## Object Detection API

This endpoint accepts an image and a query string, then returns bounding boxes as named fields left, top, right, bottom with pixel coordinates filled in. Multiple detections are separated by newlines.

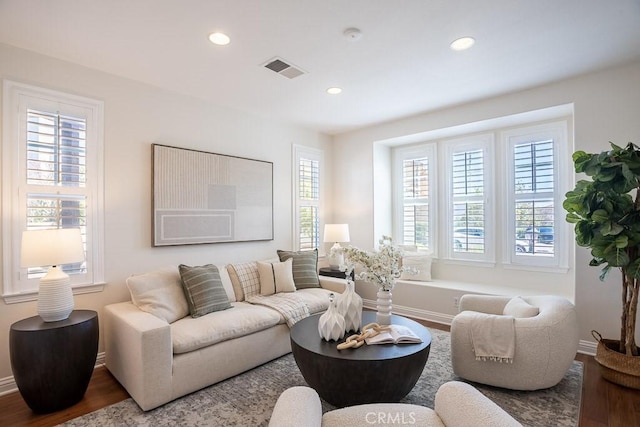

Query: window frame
left=292, top=144, right=324, bottom=251
left=502, top=120, right=569, bottom=271
left=392, top=143, right=437, bottom=255
left=2, top=80, right=105, bottom=302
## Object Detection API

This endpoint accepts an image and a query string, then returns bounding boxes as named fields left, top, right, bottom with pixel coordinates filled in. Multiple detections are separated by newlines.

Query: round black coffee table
left=290, top=311, right=431, bottom=407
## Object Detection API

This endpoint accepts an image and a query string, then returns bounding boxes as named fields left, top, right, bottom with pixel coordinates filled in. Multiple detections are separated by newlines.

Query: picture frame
left=152, top=144, right=273, bottom=246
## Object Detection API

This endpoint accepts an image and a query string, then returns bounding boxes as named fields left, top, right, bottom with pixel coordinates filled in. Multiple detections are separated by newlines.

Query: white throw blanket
left=469, top=313, right=515, bottom=363
left=247, top=293, right=310, bottom=327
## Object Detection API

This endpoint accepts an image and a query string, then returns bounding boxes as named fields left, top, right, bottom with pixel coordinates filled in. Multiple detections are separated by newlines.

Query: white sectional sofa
left=104, top=256, right=345, bottom=411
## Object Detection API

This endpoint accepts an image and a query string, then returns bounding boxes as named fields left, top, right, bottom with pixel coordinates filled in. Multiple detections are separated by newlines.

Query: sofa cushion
left=227, top=261, right=261, bottom=301
left=258, top=258, right=296, bottom=295
left=171, top=302, right=282, bottom=354
left=216, top=263, right=236, bottom=303
left=179, top=264, right=232, bottom=318
left=296, top=288, right=334, bottom=314
left=503, top=296, right=539, bottom=318
left=126, top=266, right=189, bottom=323
left=277, top=249, right=320, bottom=289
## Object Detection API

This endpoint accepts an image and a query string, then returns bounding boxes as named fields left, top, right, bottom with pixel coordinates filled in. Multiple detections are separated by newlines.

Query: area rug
left=61, top=328, right=582, bottom=426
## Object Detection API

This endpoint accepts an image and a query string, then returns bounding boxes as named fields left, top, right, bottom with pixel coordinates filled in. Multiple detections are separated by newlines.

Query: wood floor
left=1, top=320, right=639, bottom=426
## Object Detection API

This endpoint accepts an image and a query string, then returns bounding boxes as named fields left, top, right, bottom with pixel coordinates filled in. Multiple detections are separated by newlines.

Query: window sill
left=2, top=282, right=105, bottom=304
left=394, top=278, right=574, bottom=303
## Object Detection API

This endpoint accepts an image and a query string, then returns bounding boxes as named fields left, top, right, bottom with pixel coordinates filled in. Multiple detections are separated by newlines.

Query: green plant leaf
left=599, top=265, right=611, bottom=281
left=601, top=221, right=624, bottom=236
left=591, top=209, right=609, bottom=223
left=615, top=235, right=629, bottom=248
left=604, top=247, right=629, bottom=267
left=565, top=212, right=581, bottom=223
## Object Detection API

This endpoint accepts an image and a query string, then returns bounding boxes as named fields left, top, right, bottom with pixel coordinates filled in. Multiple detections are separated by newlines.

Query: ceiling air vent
left=263, top=57, right=305, bottom=79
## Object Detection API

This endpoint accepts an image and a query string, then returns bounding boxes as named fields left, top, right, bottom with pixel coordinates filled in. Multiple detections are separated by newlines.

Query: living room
left=1, top=1, right=640, bottom=426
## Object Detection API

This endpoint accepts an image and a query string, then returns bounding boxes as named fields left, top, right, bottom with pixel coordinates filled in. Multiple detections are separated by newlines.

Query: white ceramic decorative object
left=37, top=266, right=74, bottom=322
left=318, top=294, right=346, bottom=341
left=336, top=280, right=363, bottom=332
left=376, top=289, right=392, bottom=326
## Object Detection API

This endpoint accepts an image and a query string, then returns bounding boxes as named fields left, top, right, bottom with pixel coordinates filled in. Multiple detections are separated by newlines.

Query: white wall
left=0, top=43, right=332, bottom=384
left=333, top=60, right=640, bottom=348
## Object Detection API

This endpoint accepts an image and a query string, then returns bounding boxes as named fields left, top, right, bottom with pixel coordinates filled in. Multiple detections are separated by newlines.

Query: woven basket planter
left=593, top=330, right=640, bottom=389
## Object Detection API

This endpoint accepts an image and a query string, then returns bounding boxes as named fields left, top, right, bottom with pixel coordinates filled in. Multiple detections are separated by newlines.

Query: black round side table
left=10, top=309, right=99, bottom=413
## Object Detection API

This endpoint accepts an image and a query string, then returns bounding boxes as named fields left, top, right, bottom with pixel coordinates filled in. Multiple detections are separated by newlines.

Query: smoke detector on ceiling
left=263, top=57, right=306, bottom=79
left=343, top=28, right=362, bottom=41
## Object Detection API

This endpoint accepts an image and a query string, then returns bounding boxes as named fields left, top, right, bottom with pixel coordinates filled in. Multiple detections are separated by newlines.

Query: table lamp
left=21, top=228, right=85, bottom=322
left=324, top=224, right=350, bottom=270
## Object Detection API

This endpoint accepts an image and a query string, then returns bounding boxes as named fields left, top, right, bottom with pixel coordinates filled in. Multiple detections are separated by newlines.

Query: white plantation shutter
left=513, top=139, right=555, bottom=256
left=452, top=149, right=485, bottom=253
left=294, top=146, right=322, bottom=251
left=402, top=157, right=430, bottom=247
left=25, top=109, right=88, bottom=278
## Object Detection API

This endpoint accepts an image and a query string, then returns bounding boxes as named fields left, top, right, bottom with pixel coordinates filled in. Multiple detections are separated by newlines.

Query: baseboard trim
left=362, top=299, right=454, bottom=327
left=578, top=339, right=597, bottom=356
left=0, top=351, right=106, bottom=397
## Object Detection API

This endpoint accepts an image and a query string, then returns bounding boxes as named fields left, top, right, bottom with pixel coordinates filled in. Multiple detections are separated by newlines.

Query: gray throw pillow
left=179, top=264, right=232, bottom=318
left=277, top=249, right=320, bottom=289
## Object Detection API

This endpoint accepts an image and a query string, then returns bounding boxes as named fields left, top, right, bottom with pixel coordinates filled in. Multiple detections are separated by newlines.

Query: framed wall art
left=152, top=144, right=273, bottom=246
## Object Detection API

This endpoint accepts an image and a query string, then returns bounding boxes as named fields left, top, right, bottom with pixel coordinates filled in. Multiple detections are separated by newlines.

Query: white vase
left=335, top=280, right=363, bottom=333
left=376, top=289, right=392, bottom=326
left=318, top=294, right=346, bottom=341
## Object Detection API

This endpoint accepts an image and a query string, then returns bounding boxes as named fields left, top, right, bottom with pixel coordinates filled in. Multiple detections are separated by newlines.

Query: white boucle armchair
left=450, top=294, right=579, bottom=390
left=268, top=382, right=522, bottom=427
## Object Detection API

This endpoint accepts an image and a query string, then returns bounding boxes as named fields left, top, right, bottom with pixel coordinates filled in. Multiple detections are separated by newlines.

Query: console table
left=10, top=310, right=99, bottom=413
left=290, top=311, right=431, bottom=407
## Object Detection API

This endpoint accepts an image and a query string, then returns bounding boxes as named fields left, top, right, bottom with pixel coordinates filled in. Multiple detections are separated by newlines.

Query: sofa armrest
left=103, top=301, right=173, bottom=411
left=319, top=276, right=346, bottom=293
left=435, top=381, right=522, bottom=427
left=459, top=294, right=511, bottom=314
left=269, top=386, right=322, bottom=427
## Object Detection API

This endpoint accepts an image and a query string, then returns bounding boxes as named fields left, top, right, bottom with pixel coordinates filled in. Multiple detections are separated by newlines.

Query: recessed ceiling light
left=326, top=87, right=342, bottom=95
left=450, top=36, right=475, bottom=51
left=209, top=32, right=230, bottom=46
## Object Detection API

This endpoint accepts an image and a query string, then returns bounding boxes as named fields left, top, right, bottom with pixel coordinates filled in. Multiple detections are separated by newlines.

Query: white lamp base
left=328, top=242, right=344, bottom=270
left=37, top=266, right=74, bottom=322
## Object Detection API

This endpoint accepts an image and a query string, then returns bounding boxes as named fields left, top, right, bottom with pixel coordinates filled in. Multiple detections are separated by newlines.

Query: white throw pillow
left=503, top=296, right=540, bottom=318
left=126, top=267, right=189, bottom=323
left=258, top=258, right=296, bottom=295
left=400, top=252, right=432, bottom=281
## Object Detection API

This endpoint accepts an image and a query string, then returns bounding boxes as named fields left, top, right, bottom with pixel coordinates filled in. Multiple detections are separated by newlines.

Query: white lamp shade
left=324, top=224, right=350, bottom=243
left=21, top=228, right=85, bottom=268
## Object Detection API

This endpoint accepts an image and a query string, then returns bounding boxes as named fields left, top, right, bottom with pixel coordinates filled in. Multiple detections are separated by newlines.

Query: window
left=393, top=144, right=436, bottom=251
left=504, top=121, right=568, bottom=269
left=2, top=81, right=105, bottom=301
left=391, top=119, right=568, bottom=272
left=293, top=145, right=323, bottom=251
left=445, top=135, right=494, bottom=262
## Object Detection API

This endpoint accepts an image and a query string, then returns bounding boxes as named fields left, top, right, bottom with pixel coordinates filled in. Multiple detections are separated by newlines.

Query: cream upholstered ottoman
left=268, top=382, right=522, bottom=427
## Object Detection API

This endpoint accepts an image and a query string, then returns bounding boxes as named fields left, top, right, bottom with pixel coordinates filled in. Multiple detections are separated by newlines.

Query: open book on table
left=365, top=324, right=423, bottom=345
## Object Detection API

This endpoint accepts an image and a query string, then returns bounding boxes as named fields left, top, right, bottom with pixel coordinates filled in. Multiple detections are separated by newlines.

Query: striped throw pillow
left=277, top=249, right=320, bottom=289
left=179, top=264, right=232, bottom=318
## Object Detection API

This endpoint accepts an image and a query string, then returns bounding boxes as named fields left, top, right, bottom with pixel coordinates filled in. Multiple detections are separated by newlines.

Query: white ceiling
left=1, top=0, right=640, bottom=135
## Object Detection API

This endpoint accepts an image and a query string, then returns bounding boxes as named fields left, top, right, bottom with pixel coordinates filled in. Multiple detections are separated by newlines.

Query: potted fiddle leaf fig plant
left=563, top=141, right=640, bottom=388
